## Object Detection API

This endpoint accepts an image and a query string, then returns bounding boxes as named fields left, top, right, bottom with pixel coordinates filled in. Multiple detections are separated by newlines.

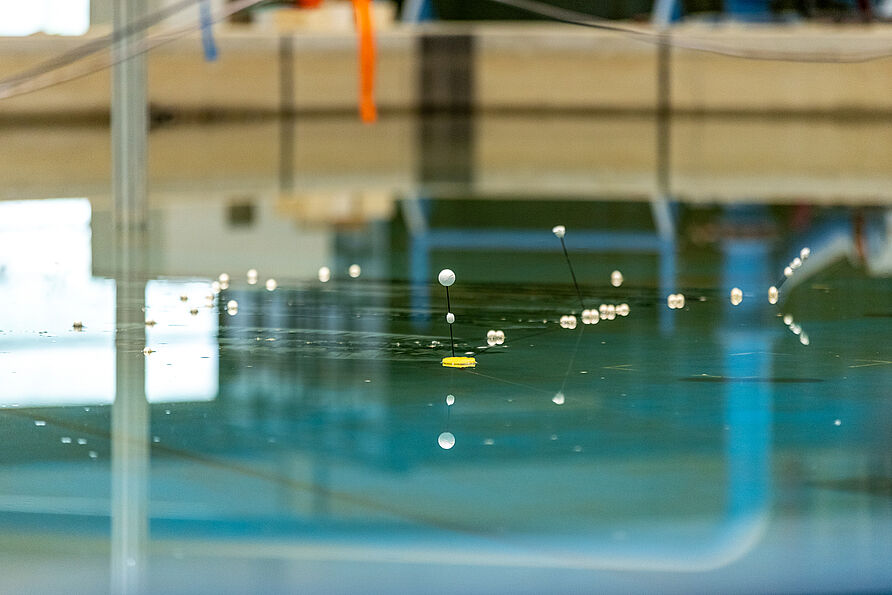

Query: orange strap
left=352, top=0, right=377, bottom=123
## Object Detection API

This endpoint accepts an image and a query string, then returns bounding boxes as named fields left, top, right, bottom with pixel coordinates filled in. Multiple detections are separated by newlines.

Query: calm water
left=0, top=116, right=890, bottom=593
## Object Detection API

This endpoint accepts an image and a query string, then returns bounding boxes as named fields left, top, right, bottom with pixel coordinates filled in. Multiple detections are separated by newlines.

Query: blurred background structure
left=0, top=2, right=890, bottom=594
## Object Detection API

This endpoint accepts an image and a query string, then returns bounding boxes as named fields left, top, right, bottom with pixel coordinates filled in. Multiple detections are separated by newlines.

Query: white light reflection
left=0, top=199, right=114, bottom=406
left=0, top=0, right=89, bottom=36
left=0, top=199, right=217, bottom=407
left=144, top=281, right=218, bottom=403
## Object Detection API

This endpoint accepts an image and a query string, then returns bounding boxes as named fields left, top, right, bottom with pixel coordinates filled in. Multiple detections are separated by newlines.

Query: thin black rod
left=445, top=286, right=455, bottom=357
left=559, top=237, right=585, bottom=311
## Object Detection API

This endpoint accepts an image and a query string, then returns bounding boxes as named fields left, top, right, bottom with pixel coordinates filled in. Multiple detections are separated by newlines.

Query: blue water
left=0, top=126, right=890, bottom=594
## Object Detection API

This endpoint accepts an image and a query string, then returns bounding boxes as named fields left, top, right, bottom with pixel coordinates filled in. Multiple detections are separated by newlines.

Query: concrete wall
left=2, top=115, right=890, bottom=206
left=1, top=24, right=892, bottom=117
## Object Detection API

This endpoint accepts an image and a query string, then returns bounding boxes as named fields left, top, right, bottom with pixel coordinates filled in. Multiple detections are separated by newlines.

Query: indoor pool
left=0, top=115, right=890, bottom=593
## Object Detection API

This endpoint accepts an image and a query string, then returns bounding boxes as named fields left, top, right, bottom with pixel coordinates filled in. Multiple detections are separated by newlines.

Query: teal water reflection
left=0, top=193, right=889, bottom=593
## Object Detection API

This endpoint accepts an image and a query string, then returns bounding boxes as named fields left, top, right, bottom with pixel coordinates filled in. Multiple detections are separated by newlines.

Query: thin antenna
left=552, top=225, right=585, bottom=311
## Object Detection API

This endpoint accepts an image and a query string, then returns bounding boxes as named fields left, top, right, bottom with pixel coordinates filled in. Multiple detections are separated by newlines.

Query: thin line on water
left=558, top=324, right=585, bottom=395
left=474, top=326, right=560, bottom=359
left=466, top=370, right=552, bottom=395
left=0, top=408, right=483, bottom=535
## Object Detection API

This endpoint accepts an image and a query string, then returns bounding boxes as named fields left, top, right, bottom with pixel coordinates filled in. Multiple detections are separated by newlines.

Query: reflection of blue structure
left=402, top=197, right=678, bottom=333
left=778, top=209, right=890, bottom=297
left=720, top=206, right=774, bottom=542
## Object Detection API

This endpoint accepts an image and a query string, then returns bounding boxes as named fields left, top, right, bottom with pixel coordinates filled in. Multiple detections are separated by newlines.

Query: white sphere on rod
left=438, top=269, right=456, bottom=287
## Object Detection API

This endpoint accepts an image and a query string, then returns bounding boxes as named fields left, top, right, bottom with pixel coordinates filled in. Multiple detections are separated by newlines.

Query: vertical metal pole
left=111, top=1, right=149, bottom=592
left=111, top=240, right=149, bottom=595
left=113, top=0, right=148, bottom=231
left=653, top=1, right=675, bottom=335
left=653, top=0, right=673, bottom=187
left=278, top=34, right=295, bottom=196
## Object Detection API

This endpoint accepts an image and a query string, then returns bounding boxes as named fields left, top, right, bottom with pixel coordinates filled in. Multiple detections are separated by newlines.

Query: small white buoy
left=834, top=419, right=841, bottom=426
left=348, top=264, right=361, bottom=278
left=318, top=266, right=331, bottom=283
left=783, top=313, right=794, bottom=326
left=552, top=225, right=566, bottom=238
left=768, top=286, right=779, bottom=305
left=265, top=278, right=277, bottom=292
left=675, top=294, right=685, bottom=309
left=610, top=270, right=623, bottom=288
left=566, top=315, right=577, bottom=329
left=446, top=394, right=455, bottom=406
left=247, top=269, right=258, bottom=284
left=218, top=273, right=230, bottom=284
left=791, top=257, right=802, bottom=270
left=437, top=269, right=456, bottom=287
left=438, top=432, right=456, bottom=450
left=784, top=266, right=793, bottom=278
left=617, top=303, right=630, bottom=317
left=800, top=247, right=810, bottom=260
left=730, top=288, right=743, bottom=306
left=552, top=392, right=565, bottom=405
left=581, top=309, right=599, bottom=325
left=446, top=312, right=455, bottom=324
left=606, top=304, right=616, bottom=320
left=790, top=323, right=802, bottom=335
left=486, top=329, right=497, bottom=341
left=800, top=332, right=810, bottom=346
left=495, top=330, right=505, bottom=345
left=211, top=281, right=221, bottom=294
